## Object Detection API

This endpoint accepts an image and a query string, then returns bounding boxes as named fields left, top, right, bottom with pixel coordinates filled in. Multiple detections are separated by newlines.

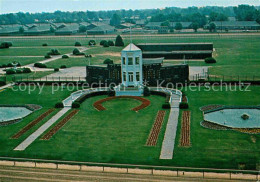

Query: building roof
left=137, top=43, right=213, bottom=46
left=55, top=24, right=79, bottom=33
left=123, top=43, right=141, bottom=51
left=0, top=25, right=27, bottom=34
left=87, top=24, right=114, bottom=32
left=135, top=19, right=146, bottom=25
left=145, top=21, right=192, bottom=28
left=24, top=24, right=51, bottom=33
left=206, top=21, right=260, bottom=27
left=145, top=22, right=162, bottom=27
left=143, top=57, right=164, bottom=65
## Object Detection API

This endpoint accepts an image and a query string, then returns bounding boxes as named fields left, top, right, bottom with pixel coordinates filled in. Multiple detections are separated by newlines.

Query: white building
left=115, top=43, right=144, bottom=96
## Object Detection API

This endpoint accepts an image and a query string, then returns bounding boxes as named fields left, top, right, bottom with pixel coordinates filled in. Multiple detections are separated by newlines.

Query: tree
left=115, top=35, right=124, bottom=47
left=161, top=20, right=170, bottom=27
left=50, top=26, right=55, bottom=33
left=191, top=22, right=199, bottom=32
left=103, top=41, right=109, bottom=47
left=175, top=22, right=182, bottom=30
left=19, top=27, right=24, bottom=33
left=103, top=58, right=113, bottom=64
left=79, top=25, right=87, bottom=33
left=110, top=13, right=121, bottom=26
left=209, top=23, right=216, bottom=32
left=108, top=40, right=114, bottom=46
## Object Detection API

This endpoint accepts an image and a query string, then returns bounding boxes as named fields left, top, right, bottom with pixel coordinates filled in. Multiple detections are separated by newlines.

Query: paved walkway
left=14, top=107, right=70, bottom=151
left=160, top=91, right=181, bottom=160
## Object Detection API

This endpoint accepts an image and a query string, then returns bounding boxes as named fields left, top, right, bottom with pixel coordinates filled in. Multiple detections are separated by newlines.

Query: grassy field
left=1, top=35, right=260, bottom=77
left=0, top=57, right=45, bottom=66
left=0, top=85, right=259, bottom=169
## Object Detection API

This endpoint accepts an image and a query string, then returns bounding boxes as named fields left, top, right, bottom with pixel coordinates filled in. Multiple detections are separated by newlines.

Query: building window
left=135, top=57, right=140, bottom=65
left=136, top=72, right=140, bottom=81
left=128, top=72, right=134, bottom=82
left=122, top=57, right=126, bottom=65
left=128, top=57, right=133, bottom=65
left=123, top=72, right=126, bottom=81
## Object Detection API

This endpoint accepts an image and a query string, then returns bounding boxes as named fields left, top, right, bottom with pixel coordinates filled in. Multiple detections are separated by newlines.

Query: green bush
left=6, top=69, right=16, bottom=75
left=205, top=57, right=216, bottom=64
left=42, top=43, right=48, bottom=46
left=73, top=48, right=80, bottom=55
left=108, top=40, right=114, bottom=46
left=115, top=35, right=124, bottom=46
left=103, top=58, right=113, bottom=64
left=45, top=54, right=51, bottom=59
left=7, top=63, right=13, bottom=67
left=75, top=42, right=81, bottom=46
left=55, top=102, right=64, bottom=108
left=143, top=86, right=150, bottom=96
left=54, top=68, right=59, bottom=72
left=162, top=103, right=171, bottom=109
left=100, top=40, right=107, bottom=46
left=179, top=102, right=189, bottom=109
left=23, top=68, right=31, bottom=73
left=72, top=101, right=80, bottom=108
left=0, top=42, right=12, bottom=49
left=16, top=69, right=23, bottom=74
left=62, top=55, right=69, bottom=59
left=2, top=64, right=7, bottom=68
left=103, top=41, right=109, bottom=47
left=34, top=63, right=47, bottom=68
left=47, top=49, right=60, bottom=55
left=60, top=65, right=67, bottom=69
left=88, top=40, right=96, bottom=46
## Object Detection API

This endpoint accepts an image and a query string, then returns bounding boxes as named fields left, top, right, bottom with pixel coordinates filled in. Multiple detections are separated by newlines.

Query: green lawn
left=1, top=35, right=260, bottom=76
left=0, top=47, right=76, bottom=56
left=0, top=57, right=45, bottom=66
left=0, top=85, right=259, bottom=169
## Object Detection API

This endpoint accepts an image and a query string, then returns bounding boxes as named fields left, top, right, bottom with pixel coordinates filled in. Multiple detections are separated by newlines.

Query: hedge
left=44, top=54, right=51, bottom=59
left=179, top=102, right=189, bottom=109
left=54, top=68, right=59, bottom=72
left=62, top=55, right=69, bottom=59
left=75, top=91, right=108, bottom=104
left=34, top=63, right=47, bottom=68
left=55, top=102, right=64, bottom=108
left=205, top=57, right=216, bottom=64
left=75, top=42, right=82, bottom=46
left=42, top=43, right=48, bottom=46
left=143, top=86, right=150, bottom=96
left=60, top=65, right=67, bottom=69
left=108, top=40, right=114, bottom=46
left=162, top=103, right=171, bottom=109
left=6, top=69, right=16, bottom=75
left=72, top=101, right=80, bottom=108
left=103, top=59, right=113, bottom=64
left=100, top=40, right=107, bottom=46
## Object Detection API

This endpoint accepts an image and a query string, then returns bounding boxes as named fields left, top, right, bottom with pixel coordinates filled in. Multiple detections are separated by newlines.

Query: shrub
left=108, top=40, right=114, bottom=46
left=205, top=57, right=216, bottom=64
left=241, top=114, right=249, bottom=120
left=7, top=63, right=13, bottom=67
left=179, top=102, right=189, bottom=109
left=103, top=58, right=113, bottom=64
left=75, top=42, right=81, bottom=46
left=0, top=42, right=12, bottom=49
left=6, top=69, right=16, bottom=75
left=42, top=43, right=48, bottom=46
left=115, top=35, right=124, bottom=46
left=45, top=54, right=51, bottom=59
left=100, top=40, right=107, bottom=46
left=62, top=55, right=69, bottom=59
left=88, top=40, right=96, bottom=46
left=103, top=41, right=109, bottom=47
left=16, top=69, right=23, bottom=74
left=34, top=63, right=47, bottom=68
left=60, top=65, right=67, bottom=69
left=47, top=49, right=60, bottom=55
left=72, top=101, right=80, bottom=108
left=143, top=86, right=150, bottom=96
left=55, top=102, right=64, bottom=108
left=54, top=68, right=59, bottom=72
left=73, top=48, right=80, bottom=55
left=23, top=68, right=32, bottom=73
left=2, top=64, right=7, bottom=68
left=162, top=103, right=171, bottom=109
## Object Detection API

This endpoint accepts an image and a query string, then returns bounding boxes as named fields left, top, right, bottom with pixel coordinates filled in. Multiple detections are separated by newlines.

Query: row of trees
left=0, top=5, right=259, bottom=26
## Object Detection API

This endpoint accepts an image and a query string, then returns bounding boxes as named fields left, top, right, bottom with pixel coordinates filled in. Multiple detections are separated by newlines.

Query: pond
left=0, top=107, right=33, bottom=123
left=204, top=109, right=260, bottom=128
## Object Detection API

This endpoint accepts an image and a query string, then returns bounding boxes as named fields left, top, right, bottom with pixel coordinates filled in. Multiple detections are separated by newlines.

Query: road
left=0, top=166, right=248, bottom=182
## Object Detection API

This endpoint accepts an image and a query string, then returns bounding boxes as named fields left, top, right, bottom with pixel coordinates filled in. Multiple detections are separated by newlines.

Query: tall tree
left=110, top=14, right=121, bottom=26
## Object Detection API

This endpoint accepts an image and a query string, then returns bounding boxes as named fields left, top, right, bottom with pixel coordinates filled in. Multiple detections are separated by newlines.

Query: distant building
left=116, top=23, right=135, bottom=29
left=55, top=23, right=79, bottom=35
left=137, top=43, right=213, bottom=59
left=24, top=24, right=52, bottom=35
left=145, top=22, right=192, bottom=30
left=204, top=21, right=260, bottom=30
left=87, top=24, right=115, bottom=35
left=0, top=24, right=26, bottom=36
left=135, top=19, right=146, bottom=27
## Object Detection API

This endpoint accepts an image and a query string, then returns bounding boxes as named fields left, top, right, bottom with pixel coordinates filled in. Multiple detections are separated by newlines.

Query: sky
left=0, top=0, right=260, bottom=14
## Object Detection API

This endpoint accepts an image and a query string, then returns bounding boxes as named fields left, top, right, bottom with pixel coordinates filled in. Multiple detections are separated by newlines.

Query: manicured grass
left=5, top=71, right=54, bottom=83
left=0, top=47, right=76, bottom=56
left=0, top=57, right=44, bottom=66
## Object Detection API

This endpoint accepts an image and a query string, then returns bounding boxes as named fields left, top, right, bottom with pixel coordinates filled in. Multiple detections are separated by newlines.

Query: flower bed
left=200, top=104, right=223, bottom=112
left=233, top=128, right=260, bottom=134
left=41, top=109, right=79, bottom=140
left=11, top=109, right=55, bottom=139
left=180, top=111, right=191, bottom=147
left=200, top=120, right=229, bottom=130
left=93, top=96, right=151, bottom=112
left=146, top=110, right=166, bottom=146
